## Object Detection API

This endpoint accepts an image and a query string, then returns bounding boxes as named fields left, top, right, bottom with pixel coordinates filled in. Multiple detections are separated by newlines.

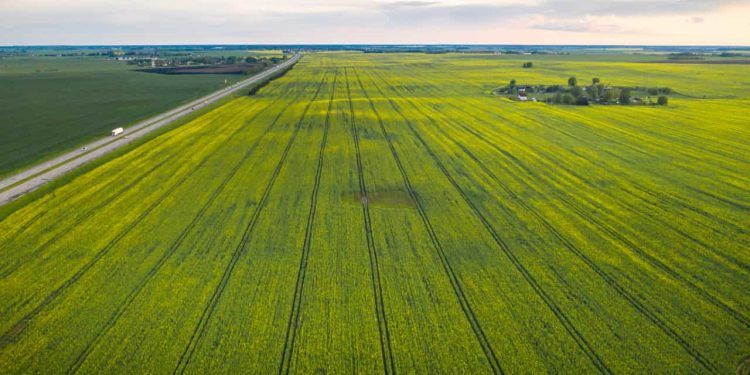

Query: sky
left=1, top=0, right=749, bottom=46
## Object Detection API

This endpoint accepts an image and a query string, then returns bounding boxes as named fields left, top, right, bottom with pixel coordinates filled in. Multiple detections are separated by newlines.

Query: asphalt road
left=0, top=54, right=301, bottom=207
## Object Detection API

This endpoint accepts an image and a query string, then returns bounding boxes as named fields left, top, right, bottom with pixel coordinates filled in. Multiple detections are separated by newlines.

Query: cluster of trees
left=127, top=55, right=285, bottom=68
left=522, top=62, right=533, bottom=68
left=502, top=76, right=670, bottom=106
left=646, top=87, right=673, bottom=95
left=667, top=52, right=704, bottom=60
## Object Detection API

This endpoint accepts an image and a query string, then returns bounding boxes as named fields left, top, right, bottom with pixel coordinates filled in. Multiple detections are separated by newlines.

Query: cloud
left=531, top=18, right=627, bottom=34
left=536, top=0, right=741, bottom=17
left=383, top=1, right=440, bottom=7
left=0, top=0, right=749, bottom=45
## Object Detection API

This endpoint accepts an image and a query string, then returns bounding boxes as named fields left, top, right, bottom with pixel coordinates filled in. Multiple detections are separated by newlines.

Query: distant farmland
left=0, top=52, right=748, bottom=373
left=0, top=56, right=247, bottom=177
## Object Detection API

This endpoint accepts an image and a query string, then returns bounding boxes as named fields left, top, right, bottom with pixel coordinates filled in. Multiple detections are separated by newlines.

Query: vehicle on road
left=111, top=127, right=124, bottom=136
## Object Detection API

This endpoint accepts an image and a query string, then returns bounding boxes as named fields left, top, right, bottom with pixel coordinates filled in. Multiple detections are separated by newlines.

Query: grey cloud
left=1, top=0, right=747, bottom=45
left=537, top=0, right=734, bottom=16
left=383, top=1, right=440, bottom=7
left=379, top=0, right=744, bottom=22
left=530, top=19, right=627, bottom=33
left=368, top=0, right=743, bottom=32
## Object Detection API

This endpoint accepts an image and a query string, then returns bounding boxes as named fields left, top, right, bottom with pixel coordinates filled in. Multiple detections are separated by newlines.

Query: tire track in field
left=596, top=110, right=749, bottom=168
left=0, top=152, right=211, bottom=349
left=400, top=65, right=749, bottom=236
left=0, top=210, right=46, bottom=249
left=484, top=114, right=750, bottom=273
left=400, top=72, right=750, bottom=293
left=363, top=69, right=612, bottom=374
left=67, top=90, right=297, bottom=374
left=173, top=69, right=330, bottom=375
left=343, top=67, right=396, bottom=375
left=0, top=106, right=249, bottom=278
left=278, top=69, right=338, bottom=375
left=0, top=132, right=180, bottom=248
left=407, top=65, right=750, bottom=254
left=352, top=68, right=504, bottom=375
left=512, top=137, right=750, bottom=274
left=605, top=185, right=750, bottom=274
left=418, top=93, right=750, bottom=329
left=0, top=156, right=174, bottom=279
left=0, top=91, right=289, bottom=350
left=415, top=68, right=744, bottom=180
left=0, top=107, right=235, bottom=253
left=686, top=186, right=750, bottom=211
left=559, top=195, right=750, bottom=329
left=377, top=73, right=719, bottom=373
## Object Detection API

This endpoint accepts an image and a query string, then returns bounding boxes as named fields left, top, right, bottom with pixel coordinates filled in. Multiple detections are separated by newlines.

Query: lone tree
left=568, top=77, right=577, bottom=86
left=510, top=79, right=516, bottom=87
left=592, top=77, right=600, bottom=85
left=657, top=95, right=669, bottom=105
left=619, top=88, right=632, bottom=104
left=522, top=62, right=533, bottom=68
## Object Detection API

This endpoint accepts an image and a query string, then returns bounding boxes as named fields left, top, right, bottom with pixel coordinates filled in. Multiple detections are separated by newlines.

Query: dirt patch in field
left=347, top=191, right=415, bottom=209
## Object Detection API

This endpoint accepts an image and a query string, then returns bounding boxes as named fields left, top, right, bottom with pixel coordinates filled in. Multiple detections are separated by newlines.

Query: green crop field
left=0, top=52, right=748, bottom=373
left=0, top=55, right=247, bottom=177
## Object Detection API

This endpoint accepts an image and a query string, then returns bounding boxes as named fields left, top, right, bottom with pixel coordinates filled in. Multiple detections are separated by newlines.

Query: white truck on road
left=111, top=127, right=124, bottom=136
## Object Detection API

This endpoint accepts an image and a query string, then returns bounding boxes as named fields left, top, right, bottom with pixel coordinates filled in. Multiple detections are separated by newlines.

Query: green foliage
left=0, top=52, right=748, bottom=374
left=619, top=88, right=632, bottom=104
left=657, top=95, right=669, bottom=105
left=590, top=84, right=601, bottom=99
left=603, top=87, right=620, bottom=103
left=568, top=76, right=577, bottom=86
left=570, top=86, right=582, bottom=98
left=522, top=62, right=533, bottom=68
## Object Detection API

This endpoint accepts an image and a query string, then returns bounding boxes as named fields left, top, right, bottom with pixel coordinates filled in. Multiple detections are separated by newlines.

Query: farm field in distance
left=1, top=52, right=749, bottom=373
left=0, top=52, right=253, bottom=177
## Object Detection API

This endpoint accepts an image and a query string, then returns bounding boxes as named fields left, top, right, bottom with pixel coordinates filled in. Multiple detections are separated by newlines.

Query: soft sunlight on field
left=1, top=52, right=748, bottom=373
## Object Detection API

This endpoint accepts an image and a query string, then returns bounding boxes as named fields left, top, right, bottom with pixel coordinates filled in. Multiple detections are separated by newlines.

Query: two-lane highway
left=0, top=53, right=301, bottom=206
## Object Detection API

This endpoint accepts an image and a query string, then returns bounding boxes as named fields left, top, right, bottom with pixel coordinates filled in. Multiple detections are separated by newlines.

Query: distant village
left=496, top=63, right=672, bottom=106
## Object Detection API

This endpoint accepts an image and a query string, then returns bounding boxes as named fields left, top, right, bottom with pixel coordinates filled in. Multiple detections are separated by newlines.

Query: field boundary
left=375, top=68, right=718, bottom=372
left=0, top=81, right=289, bottom=349
left=0, top=54, right=301, bottom=205
left=173, top=69, right=329, bottom=374
left=344, top=67, right=396, bottom=374
left=278, top=69, right=338, bottom=374
left=67, top=84, right=296, bottom=373
left=365, top=69, right=612, bottom=374
left=0, top=136, right=226, bottom=349
left=405, top=66, right=748, bottom=236
left=353, top=68, right=504, bottom=375
left=395, top=66, right=750, bottom=326
left=0, top=100, right=260, bottom=279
